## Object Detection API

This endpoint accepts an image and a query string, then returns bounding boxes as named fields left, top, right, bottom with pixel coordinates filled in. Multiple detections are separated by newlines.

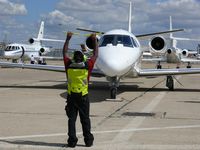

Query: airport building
left=0, top=42, right=6, bottom=56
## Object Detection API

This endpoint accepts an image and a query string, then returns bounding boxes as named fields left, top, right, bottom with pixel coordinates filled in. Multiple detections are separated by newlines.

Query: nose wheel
left=110, top=87, right=117, bottom=99
left=108, top=76, right=120, bottom=99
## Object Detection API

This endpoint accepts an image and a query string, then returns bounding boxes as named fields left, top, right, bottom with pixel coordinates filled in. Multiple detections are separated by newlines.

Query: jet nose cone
left=4, top=51, right=11, bottom=58
left=97, top=57, right=129, bottom=77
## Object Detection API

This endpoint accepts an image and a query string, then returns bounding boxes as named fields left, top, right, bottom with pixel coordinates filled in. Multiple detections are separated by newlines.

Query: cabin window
left=99, top=34, right=134, bottom=47
left=5, top=46, right=9, bottom=51
left=12, top=46, right=15, bottom=50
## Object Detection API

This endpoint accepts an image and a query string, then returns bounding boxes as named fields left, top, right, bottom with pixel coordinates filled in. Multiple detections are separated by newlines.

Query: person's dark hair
left=73, top=51, right=84, bottom=63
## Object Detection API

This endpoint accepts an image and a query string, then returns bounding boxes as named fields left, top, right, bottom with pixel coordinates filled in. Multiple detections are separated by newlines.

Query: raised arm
left=63, top=32, right=73, bottom=68
left=90, top=33, right=98, bottom=62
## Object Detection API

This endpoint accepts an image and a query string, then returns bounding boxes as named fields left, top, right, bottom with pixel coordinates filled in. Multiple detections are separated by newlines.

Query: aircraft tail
left=37, top=21, right=44, bottom=40
left=169, top=16, right=173, bottom=38
left=29, top=21, right=64, bottom=44
left=128, top=1, right=132, bottom=33
left=169, top=16, right=177, bottom=48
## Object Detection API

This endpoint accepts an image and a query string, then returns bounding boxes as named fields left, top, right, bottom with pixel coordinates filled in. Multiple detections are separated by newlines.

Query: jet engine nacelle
left=85, top=35, right=100, bottom=50
left=181, top=49, right=189, bottom=57
left=29, top=38, right=35, bottom=44
left=39, top=48, right=45, bottom=54
left=149, top=36, right=167, bottom=54
left=29, top=38, right=39, bottom=44
left=167, top=48, right=172, bottom=54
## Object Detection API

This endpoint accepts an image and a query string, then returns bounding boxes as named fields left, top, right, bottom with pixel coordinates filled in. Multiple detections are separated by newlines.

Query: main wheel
left=166, top=76, right=174, bottom=91
left=110, top=87, right=117, bottom=99
left=157, top=64, right=162, bottom=69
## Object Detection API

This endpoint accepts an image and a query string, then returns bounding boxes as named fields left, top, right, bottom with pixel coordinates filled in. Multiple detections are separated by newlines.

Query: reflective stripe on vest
left=67, top=62, right=88, bottom=96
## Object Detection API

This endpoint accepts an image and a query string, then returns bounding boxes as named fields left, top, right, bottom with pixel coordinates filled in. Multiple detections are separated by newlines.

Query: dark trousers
left=65, top=93, right=94, bottom=144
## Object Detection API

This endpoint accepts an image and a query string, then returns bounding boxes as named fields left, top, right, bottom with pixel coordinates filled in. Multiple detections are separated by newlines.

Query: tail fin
left=37, top=21, right=44, bottom=40
left=169, top=16, right=177, bottom=48
left=169, top=16, right=173, bottom=38
left=128, top=1, right=132, bottom=33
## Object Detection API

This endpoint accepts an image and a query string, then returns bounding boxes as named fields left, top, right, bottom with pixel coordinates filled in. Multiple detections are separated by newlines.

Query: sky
left=0, top=0, right=200, bottom=50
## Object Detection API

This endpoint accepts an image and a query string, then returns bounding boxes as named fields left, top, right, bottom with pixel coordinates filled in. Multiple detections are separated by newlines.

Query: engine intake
left=29, top=38, right=35, bottom=44
left=149, top=36, right=166, bottom=54
left=85, top=35, right=99, bottom=50
left=40, top=48, right=45, bottom=53
left=182, top=49, right=189, bottom=57
left=167, top=49, right=172, bottom=54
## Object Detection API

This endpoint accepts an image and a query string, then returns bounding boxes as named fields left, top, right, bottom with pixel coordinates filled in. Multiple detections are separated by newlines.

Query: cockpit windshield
left=99, top=34, right=138, bottom=48
left=5, top=46, right=20, bottom=51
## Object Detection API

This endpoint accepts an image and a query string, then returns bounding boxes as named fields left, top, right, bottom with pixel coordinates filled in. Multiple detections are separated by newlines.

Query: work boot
left=67, top=137, right=78, bottom=148
left=67, top=142, right=77, bottom=148
left=85, top=140, right=93, bottom=147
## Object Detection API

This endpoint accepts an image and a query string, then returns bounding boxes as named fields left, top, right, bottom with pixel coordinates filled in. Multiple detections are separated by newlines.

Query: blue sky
left=19, top=0, right=57, bottom=22
left=1, top=0, right=200, bottom=50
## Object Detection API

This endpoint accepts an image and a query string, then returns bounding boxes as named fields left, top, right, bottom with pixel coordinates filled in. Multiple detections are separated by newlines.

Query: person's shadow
left=0, top=140, right=86, bottom=148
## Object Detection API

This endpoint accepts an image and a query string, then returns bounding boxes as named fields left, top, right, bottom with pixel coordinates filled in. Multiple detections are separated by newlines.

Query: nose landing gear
left=110, top=87, right=117, bottom=99
left=107, top=76, right=120, bottom=99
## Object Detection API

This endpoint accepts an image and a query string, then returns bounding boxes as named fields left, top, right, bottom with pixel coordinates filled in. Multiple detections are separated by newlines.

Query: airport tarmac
left=0, top=62, right=200, bottom=150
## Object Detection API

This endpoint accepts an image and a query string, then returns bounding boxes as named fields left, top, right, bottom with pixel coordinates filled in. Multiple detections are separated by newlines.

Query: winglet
left=128, top=1, right=132, bottom=33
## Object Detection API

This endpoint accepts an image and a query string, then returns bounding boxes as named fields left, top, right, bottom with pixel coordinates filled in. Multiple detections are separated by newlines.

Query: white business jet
left=143, top=16, right=200, bottom=69
left=3, top=21, right=64, bottom=63
left=1, top=2, right=200, bottom=99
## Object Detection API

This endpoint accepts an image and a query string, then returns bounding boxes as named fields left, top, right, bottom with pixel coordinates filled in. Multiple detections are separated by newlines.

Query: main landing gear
left=166, top=75, right=174, bottom=91
left=108, top=77, right=120, bottom=99
left=187, top=62, right=192, bottom=68
left=157, top=61, right=162, bottom=69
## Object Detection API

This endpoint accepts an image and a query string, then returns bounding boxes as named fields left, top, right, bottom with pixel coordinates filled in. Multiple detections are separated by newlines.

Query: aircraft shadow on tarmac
left=0, top=81, right=200, bottom=103
left=0, top=140, right=85, bottom=148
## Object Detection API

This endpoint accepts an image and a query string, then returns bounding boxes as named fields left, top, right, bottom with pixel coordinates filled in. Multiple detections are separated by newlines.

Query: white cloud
left=45, top=10, right=84, bottom=27
left=39, top=0, right=200, bottom=49
left=0, top=0, right=27, bottom=15
left=1, top=0, right=200, bottom=49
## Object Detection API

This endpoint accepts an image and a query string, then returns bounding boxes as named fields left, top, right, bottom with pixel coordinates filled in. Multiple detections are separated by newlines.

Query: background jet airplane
left=1, top=2, right=200, bottom=99
left=3, top=21, right=64, bottom=63
left=143, top=16, right=200, bottom=69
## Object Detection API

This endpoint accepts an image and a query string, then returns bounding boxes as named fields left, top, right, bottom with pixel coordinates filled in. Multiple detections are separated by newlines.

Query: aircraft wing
left=142, top=57, right=166, bottom=62
left=136, top=29, right=184, bottom=40
left=34, top=56, right=63, bottom=60
left=172, top=37, right=200, bottom=41
left=76, top=28, right=184, bottom=40
left=137, top=67, right=200, bottom=77
left=0, top=62, right=65, bottom=72
left=142, top=52, right=167, bottom=62
left=181, top=58, right=200, bottom=63
left=0, top=62, right=105, bottom=77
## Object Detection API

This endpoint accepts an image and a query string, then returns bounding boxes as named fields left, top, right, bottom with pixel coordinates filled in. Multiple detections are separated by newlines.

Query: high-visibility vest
left=67, top=62, right=89, bottom=96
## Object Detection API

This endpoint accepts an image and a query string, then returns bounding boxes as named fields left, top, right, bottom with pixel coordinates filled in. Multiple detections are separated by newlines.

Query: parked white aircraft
left=3, top=21, right=64, bottom=62
left=1, top=2, right=200, bottom=99
left=143, top=16, right=200, bottom=69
